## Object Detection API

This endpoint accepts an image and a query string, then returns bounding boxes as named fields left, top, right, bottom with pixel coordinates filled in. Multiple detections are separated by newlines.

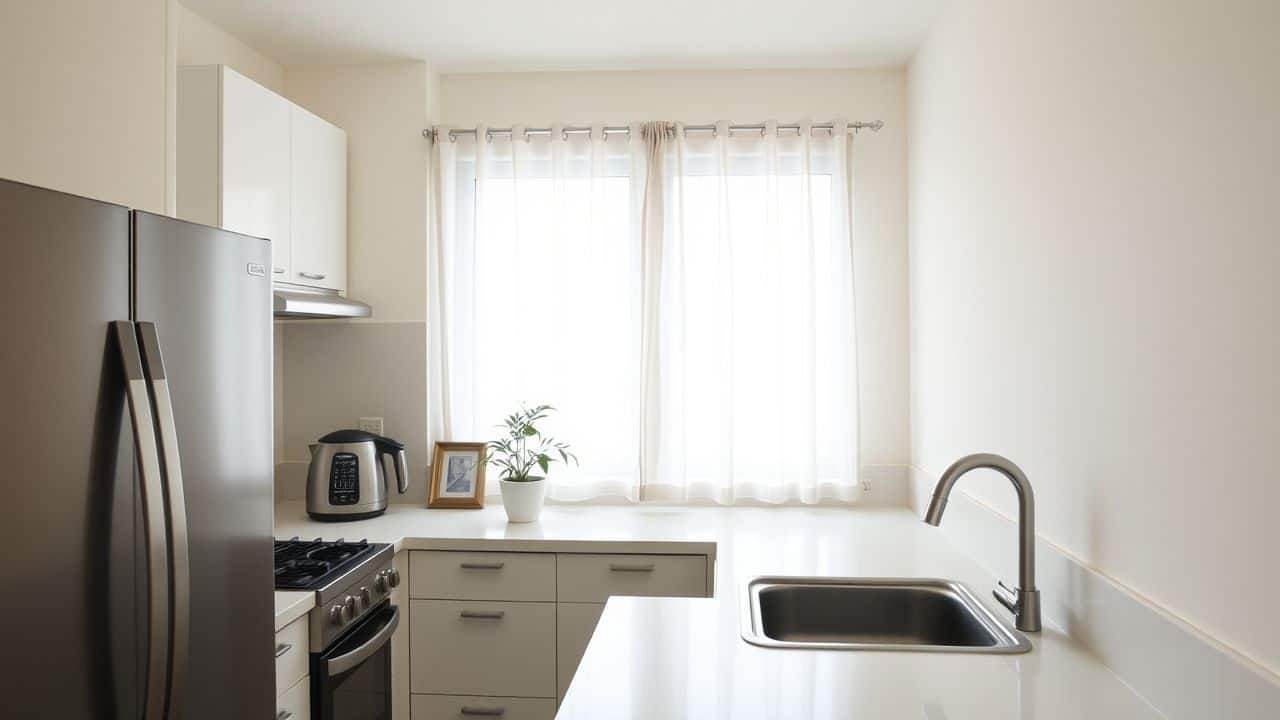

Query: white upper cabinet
left=289, top=105, right=347, bottom=292
left=177, top=65, right=347, bottom=293
left=221, top=68, right=292, bottom=278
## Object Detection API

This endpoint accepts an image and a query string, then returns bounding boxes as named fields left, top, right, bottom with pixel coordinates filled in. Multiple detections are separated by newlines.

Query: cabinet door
left=556, top=603, right=605, bottom=703
left=220, top=67, right=292, bottom=279
left=290, top=105, right=347, bottom=291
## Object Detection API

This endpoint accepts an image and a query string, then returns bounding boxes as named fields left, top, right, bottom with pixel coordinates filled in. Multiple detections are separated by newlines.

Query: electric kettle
left=306, top=429, right=409, bottom=520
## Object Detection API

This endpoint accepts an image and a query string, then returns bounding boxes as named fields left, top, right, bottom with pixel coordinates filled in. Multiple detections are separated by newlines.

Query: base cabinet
left=411, top=694, right=556, bottom=720
left=405, top=548, right=710, bottom=712
left=276, top=675, right=310, bottom=720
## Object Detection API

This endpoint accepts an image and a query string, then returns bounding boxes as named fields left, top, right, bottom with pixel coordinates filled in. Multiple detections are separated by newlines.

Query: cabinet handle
left=609, top=562, right=656, bottom=572
left=298, top=271, right=326, bottom=280
left=272, top=267, right=285, bottom=274
left=460, top=707, right=506, bottom=717
left=459, top=561, right=505, bottom=570
left=459, top=610, right=505, bottom=620
left=275, top=711, right=293, bottom=720
left=274, top=642, right=292, bottom=658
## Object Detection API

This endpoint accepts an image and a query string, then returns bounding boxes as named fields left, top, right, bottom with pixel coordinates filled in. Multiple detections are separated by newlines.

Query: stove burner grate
left=273, top=537, right=376, bottom=590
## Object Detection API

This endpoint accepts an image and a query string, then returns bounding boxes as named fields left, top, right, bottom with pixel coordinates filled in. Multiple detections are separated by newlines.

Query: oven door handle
left=325, top=605, right=400, bottom=676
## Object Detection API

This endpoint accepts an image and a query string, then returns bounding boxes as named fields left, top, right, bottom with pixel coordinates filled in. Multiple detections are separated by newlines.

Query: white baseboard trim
left=908, top=465, right=1280, bottom=719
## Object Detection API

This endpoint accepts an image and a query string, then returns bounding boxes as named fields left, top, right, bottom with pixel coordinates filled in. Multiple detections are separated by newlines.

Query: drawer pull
left=459, top=561, right=506, bottom=570
left=272, top=267, right=285, bottom=274
left=460, top=707, right=506, bottom=717
left=298, top=271, right=327, bottom=280
left=459, top=610, right=505, bottom=620
left=609, top=562, right=656, bottom=572
left=274, top=642, right=292, bottom=658
left=276, top=711, right=293, bottom=720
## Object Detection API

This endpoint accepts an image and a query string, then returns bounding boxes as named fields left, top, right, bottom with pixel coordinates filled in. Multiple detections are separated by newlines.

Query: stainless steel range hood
left=273, top=286, right=372, bottom=318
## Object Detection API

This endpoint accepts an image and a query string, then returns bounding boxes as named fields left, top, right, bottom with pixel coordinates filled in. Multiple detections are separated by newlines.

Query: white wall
left=443, top=69, right=911, bottom=469
left=0, top=0, right=170, bottom=212
left=175, top=2, right=282, bottom=92
left=909, top=0, right=1280, bottom=676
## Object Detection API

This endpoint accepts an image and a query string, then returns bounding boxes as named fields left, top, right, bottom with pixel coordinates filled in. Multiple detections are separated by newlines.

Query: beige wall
left=273, top=67, right=909, bottom=500
left=275, top=62, right=439, bottom=497
left=285, top=62, right=437, bottom=324
left=175, top=2, right=282, bottom=92
left=443, top=69, right=911, bottom=468
left=909, top=0, right=1280, bottom=674
left=1, top=0, right=170, bottom=212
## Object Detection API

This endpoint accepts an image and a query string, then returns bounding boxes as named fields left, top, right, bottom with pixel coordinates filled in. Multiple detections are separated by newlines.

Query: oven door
left=312, top=600, right=399, bottom=720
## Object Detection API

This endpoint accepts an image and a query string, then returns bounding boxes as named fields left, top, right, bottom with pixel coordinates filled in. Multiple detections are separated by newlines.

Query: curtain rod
left=422, top=120, right=884, bottom=142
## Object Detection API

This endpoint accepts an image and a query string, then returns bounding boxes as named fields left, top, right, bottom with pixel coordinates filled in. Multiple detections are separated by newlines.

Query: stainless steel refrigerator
left=2, top=178, right=274, bottom=717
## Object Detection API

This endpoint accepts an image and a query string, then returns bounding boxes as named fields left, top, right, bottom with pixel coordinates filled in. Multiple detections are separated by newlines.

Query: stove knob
left=342, top=595, right=357, bottom=616
left=375, top=572, right=389, bottom=593
left=388, top=568, right=402, bottom=588
left=330, top=603, right=352, bottom=626
left=356, top=586, right=372, bottom=611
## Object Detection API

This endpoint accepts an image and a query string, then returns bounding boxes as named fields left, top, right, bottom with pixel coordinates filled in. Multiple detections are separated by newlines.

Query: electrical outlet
left=861, top=479, right=873, bottom=494
left=359, top=417, right=384, bottom=435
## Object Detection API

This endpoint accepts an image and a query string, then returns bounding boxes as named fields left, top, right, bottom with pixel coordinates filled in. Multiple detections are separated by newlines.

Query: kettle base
left=306, top=508, right=387, bottom=522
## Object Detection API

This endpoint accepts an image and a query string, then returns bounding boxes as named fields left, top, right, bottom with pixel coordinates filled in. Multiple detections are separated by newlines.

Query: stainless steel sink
left=741, top=577, right=1031, bottom=653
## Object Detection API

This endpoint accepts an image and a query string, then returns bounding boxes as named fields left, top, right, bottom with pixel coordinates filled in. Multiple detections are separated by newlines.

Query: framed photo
left=428, top=441, right=487, bottom=508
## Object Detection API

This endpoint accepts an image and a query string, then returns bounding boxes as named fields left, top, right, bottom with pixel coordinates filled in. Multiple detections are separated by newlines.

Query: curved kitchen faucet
left=923, top=453, right=1042, bottom=632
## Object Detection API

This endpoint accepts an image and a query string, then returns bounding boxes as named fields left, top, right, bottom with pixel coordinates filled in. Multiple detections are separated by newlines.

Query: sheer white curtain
left=429, top=125, right=645, bottom=501
left=429, top=120, right=860, bottom=504
left=642, top=120, right=861, bottom=503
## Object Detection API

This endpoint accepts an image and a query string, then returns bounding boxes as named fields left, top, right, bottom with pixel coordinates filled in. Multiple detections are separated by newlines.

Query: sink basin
left=741, top=577, right=1031, bottom=653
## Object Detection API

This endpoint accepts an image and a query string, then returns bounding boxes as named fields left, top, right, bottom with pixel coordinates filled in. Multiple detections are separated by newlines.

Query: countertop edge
left=274, top=590, right=315, bottom=632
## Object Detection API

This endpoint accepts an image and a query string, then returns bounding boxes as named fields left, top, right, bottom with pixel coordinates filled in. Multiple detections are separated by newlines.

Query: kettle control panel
left=329, top=453, right=360, bottom=505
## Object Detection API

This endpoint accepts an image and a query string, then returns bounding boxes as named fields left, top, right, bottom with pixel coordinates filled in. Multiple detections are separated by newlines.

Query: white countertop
left=273, top=501, right=1159, bottom=719
left=273, top=590, right=314, bottom=632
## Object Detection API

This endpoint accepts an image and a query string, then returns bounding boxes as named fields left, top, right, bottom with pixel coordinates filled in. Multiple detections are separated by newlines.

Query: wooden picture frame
left=428, top=441, right=487, bottom=508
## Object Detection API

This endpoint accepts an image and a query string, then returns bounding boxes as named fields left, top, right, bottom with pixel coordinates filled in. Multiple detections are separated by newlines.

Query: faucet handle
left=993, top=580, right=1019, bottom=614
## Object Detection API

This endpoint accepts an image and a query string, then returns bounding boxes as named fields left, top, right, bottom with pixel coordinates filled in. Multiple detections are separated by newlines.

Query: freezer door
left=0, top=178, right=139, bottom=717
left=132, top=211, right=275, bottom=718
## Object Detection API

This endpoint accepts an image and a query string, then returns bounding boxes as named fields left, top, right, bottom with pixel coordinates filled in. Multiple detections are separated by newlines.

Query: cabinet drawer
left=410, top=551, right=555, bottom=601
left=557, top=602, right=605, bottom=702
left=556, top=554, right=707, bottom=603
left=274, top=615, right=308, bottom=697
left=275, top=675, right=310, bottom=720
left=411, top=694, right=555, bottom=720
left=410, top=599, right=555, bottom=697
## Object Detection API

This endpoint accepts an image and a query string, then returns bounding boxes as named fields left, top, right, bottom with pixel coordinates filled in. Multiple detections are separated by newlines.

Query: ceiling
left=181, top=0, right=943, bottom=72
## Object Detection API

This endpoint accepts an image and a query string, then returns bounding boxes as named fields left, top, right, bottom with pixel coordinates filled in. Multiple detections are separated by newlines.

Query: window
left=431, top=123, right=860, bottom=504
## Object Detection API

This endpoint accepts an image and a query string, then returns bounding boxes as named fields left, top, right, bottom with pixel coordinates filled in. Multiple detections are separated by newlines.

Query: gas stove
left=273, top=537, right=399, bottom=653
left=274, top=537, right=385, bottom=590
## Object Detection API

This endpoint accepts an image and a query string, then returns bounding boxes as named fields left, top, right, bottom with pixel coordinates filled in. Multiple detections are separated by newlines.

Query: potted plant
left=487, top=404, right=577, bottom=523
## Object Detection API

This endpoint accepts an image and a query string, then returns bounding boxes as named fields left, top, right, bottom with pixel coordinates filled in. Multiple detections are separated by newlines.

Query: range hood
left=273, top=286, right=372, bottom=318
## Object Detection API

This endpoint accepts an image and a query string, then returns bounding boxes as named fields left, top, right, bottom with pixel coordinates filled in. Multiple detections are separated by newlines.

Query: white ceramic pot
left=499, top=477, right=547, bottom=523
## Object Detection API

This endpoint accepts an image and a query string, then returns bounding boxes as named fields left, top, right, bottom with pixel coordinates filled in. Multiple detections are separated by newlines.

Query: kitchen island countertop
left=273, top=501, right=1159, bottom=719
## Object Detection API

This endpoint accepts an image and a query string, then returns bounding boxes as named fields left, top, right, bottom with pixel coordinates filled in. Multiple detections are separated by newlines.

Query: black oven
left=311, top=599, right=400, bottom=720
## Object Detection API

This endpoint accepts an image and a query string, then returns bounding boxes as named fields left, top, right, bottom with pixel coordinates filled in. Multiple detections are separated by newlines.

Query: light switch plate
left=359, top=416, right=384, bottom=435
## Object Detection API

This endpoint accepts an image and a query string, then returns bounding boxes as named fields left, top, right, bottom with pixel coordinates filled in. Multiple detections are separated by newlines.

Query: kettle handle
left=392, top=449, right=409, bottom=494
left=372, top=435, right=410, bottom=495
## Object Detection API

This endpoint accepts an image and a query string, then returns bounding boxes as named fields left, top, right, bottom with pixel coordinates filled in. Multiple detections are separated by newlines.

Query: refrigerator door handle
left=111, top=321, right=171, bottom=720
left=136, top=322, right=190, bottom=720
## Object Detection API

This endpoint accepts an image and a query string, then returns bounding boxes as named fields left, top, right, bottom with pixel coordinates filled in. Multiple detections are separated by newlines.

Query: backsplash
left=274, top=321, right=429, bottom=504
